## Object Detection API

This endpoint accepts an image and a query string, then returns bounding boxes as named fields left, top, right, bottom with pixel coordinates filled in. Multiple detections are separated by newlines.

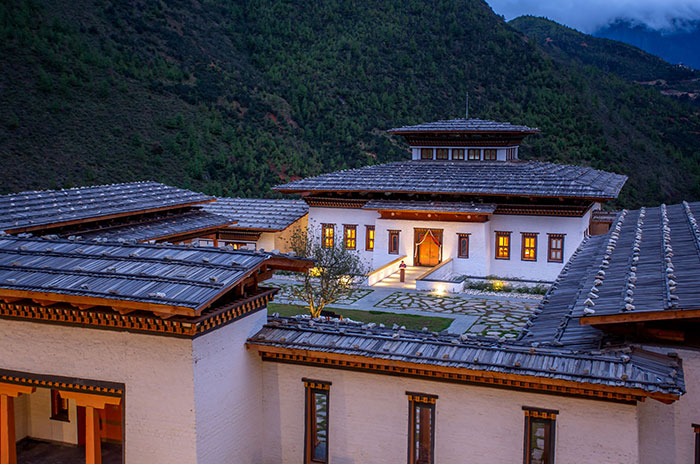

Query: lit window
left=457, top=234, right=469, bottom=258
left=523, top=407, right=557, bottom=464
left=483, top=149, right=497, bottom=160
left=389, top=230, right=400, bottom=254
left=467, top=149, right=480, bottom=160
left=366, top=225, right=375, bottom=251
left=344, top=225, right=356, bottom=250
left=50, top=389, right=69, bottom=422
left=421, top=148, right=433, bottom=160
left=548, top=235, right=565, bottom=263
left=521, top=233, right=538, bottom=261
left=452, top=149, right=465, bottom=160
left=407, top=392, right=436, bottom=464
left=495, top=232, right=510, bottom=260
left=435, top=149, right=448, bottom=160
left=321, top=224, right=334, bottom=249
left=304, top=379, right=330, bottom=464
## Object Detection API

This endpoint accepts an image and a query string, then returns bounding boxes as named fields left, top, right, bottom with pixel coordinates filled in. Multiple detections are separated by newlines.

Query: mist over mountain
left=595, top=19, right=700, bottom=70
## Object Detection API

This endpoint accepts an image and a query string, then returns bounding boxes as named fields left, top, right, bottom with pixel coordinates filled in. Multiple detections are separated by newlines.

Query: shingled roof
left=0, top=182, right=213, bottom=234
left=78, top=210, right=236, bottom=243
left=362, top=200, right=497, bottom=214
left=388, top=118, right=539, bottom=134
left=203, top=198, right=308, bottom=231
left=248, top=316, right=683, bottom=399
left=523, top=201, right=700, bottom=347
left=274, top=161, right=627, bottom=200
left=0, top=236, right=307, bottom=317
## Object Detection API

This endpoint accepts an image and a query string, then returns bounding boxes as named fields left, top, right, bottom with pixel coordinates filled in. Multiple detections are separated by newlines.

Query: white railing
left=367, top=255, right=407, bottom=286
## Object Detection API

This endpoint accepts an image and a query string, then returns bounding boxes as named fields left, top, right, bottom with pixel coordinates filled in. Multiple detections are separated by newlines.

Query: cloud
left=486, top=0, right=700, bottom=32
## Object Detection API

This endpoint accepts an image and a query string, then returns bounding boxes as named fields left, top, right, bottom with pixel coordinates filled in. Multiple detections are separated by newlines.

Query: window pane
left=436, top=149, right=448, bottom=160
left=468, top=149, right=480, bottom=160
left=421, top=148, right=433, bottom=160
left=312, top=392, right=328, bottom=460
left=528, top=418, right=551, bottom=464
left=452, top=149, right=464, bottom=160
left=414, top=404, right=433, bottom=464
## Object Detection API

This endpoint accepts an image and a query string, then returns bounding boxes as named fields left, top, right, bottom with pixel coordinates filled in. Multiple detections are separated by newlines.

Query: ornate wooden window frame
left=495, top=231, right=511, bottom=260
left=452, top=149, right=465, bottom=160
left=521, top=233, right=538, bottom=262
left=389, top=230, right=400, bottom=255
left=420, top=148, right=434, bottom=160
left=50, top=389, right=70, bottom=422
left=483, top=149, right=497, bottom=161
left=407, top=392, right=437, bottom=464
left=343, top=225, right=357, bottom=250
left=321, top=224, right=335, bottom=249
left=365, top=225, right=375, bottom=251
left=693, top=423, right=700, bottom=464
left=547, top=234, right=565, bottom=263
left=304, top=378, right=331, bottom=464
left=457, top=234, right=470, bottom=259
left=467, top=149, right=481, bottom=161
left=523, top=406, right=557, bottom=464
left=435, top=148, right=449, bottom=160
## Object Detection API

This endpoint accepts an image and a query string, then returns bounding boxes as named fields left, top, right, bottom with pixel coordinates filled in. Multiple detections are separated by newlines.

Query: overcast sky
left=485, top=0, right=700, bottom=32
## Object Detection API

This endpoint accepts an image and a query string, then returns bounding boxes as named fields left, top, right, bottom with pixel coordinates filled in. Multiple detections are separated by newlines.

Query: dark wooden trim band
left=0, top=369, right=124, bottom=397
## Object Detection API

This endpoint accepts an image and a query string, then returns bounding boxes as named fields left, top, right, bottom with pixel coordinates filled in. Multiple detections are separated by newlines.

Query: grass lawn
left=267, top=303, right=453, bottom=332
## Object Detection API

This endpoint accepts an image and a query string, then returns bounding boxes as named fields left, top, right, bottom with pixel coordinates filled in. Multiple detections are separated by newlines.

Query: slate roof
left=523, top=202, right=700, bottom=347
left=249, top=316, right=684, bottom=396
left=0, top=182, right=213, bottom=234
left=77, top=210, right=236, bottom=243
left=0, top=236, right=279, bottom=314
left=388, top=118, right=539, bottom=134
left=274, top=161, right=627, bottom=200
left=362, top=200, right=497, bottom=214
left=203, top=198, right=308, bottom=231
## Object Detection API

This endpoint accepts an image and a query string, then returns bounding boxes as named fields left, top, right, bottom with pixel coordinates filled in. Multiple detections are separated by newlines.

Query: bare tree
left=285, top=224, right=368, bottom=318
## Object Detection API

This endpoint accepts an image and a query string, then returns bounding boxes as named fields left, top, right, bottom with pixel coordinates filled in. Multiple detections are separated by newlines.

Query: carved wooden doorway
left=414, top=229, right=442, bottom=267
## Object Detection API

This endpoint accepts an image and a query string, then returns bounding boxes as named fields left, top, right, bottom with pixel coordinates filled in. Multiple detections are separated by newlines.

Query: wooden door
left=99, top=404, right=123, bottom=443
left=415, top=230, right=442, bottom=267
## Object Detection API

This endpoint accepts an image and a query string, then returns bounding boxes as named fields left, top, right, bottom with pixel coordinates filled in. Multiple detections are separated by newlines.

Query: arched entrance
left=414, top=229, right=442, bottom=267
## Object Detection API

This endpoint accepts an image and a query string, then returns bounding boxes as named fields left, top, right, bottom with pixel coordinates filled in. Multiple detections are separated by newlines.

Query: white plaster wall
left=638, top=347, right=700, bottom=464
left=374, top=218, right=490, bottom=276
left=193, top=309, right=267, bottom=464
left=14, top=393, right=29, bottom=441
left=307, top=207, right=380, bottom=268
left=23, top=388, right=78, bottom=444
left=262, top=363, right=639, bottom=464
left=272, top=214, right=308, bottom=253
left=257, top=232, right=276, bottom=252
left=488, top=212, right=591, bottom=281
left=0, top=320, right=197, bottom=463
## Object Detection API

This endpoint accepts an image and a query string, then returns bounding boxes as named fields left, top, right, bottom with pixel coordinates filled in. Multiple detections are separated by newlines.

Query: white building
left=274, top=118, right=627, bottom=286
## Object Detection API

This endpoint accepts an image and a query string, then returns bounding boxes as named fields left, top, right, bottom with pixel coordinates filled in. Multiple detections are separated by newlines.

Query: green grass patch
left=268, top=303, right=453, bottom=332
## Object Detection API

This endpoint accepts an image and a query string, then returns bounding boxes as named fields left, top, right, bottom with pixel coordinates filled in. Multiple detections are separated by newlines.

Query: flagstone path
left=268, top=279, right=539, bottom=339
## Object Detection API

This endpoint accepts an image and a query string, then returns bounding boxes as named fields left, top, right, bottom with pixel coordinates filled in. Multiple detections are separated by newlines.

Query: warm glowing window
left=523, top=407, right=557, bottom=464
left=521, top=233, right=538, bottom=261
left=408, top=392, right=436, bottom=464
left=457, top=234, right=469, bottom=258
left=321, top=224, right=334, bottom=249
left=343, top=225, right=356, bottom=250
left=50, top=389, right=69, bottom=422
left=452, top=149, right=465, bottom=160
left=548, top=235, right=565, bottom=263
left=389, top=230, right=400, bottom=254
left=483, top=149, right=497, bottom=160
left=467, top=149, right=480, bottom=160
left=421, top=148, right=433, bottom=160
left=304, top=379, right=330, bottom=464
left=495, top=232, right=510, bottom=259
left=366, top=225, right=375, bottom=251
left=435, top=148, right=448, bottom=160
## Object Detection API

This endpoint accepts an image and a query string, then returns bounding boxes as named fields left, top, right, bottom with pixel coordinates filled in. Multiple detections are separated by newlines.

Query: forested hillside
left=1, top=0, right=699, bottom=207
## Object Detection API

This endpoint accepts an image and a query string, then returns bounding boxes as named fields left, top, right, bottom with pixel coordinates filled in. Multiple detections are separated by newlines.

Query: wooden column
left=59, top=392, right=121, bottom=464
left=0, top=384, right=35, bottom=464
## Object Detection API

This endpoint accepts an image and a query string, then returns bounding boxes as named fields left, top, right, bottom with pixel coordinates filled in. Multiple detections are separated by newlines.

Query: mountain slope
left=596, top=19, right=700, bottom=71
left=1, top=0, right=700, bottom=207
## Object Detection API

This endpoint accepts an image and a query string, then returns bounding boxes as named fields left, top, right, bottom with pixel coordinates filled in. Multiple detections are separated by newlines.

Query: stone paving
left=270, top=279, right=538, bottom=339
left=374, top=291, right=536, bottom=339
